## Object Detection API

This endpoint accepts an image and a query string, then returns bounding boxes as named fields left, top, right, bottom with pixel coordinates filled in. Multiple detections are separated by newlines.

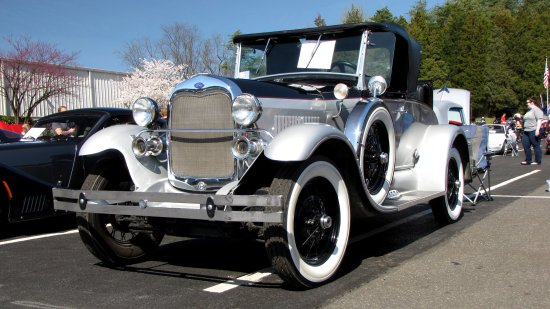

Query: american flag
left=545, top=57, right=549, bottom=89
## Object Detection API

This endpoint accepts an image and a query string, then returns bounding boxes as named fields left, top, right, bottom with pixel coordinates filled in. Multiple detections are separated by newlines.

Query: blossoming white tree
left=117, top=58, right=187, bottom=107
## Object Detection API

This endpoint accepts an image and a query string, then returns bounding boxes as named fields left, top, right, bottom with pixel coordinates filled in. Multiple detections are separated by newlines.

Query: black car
left=0, top=129, right=22, bottom=144
left=0, top=108, right=134, bottom=225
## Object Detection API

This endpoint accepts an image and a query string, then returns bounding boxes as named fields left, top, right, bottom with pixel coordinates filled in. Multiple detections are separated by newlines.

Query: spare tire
left=359, top=104, right=395, bottom=206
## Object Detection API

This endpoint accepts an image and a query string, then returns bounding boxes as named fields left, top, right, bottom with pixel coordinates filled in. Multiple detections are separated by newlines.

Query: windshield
left=22, top=115, right=102, bottom=140
left=237, top=33, right=363, bottom=79
left=236, top=31, right=397, bottom=87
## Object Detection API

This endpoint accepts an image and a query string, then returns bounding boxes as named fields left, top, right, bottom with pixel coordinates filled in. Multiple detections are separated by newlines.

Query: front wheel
left=76, top=164, right=164, bottom=265
left=265, top=157, right=350, bottom=289
left=430, top=148, right=464, bottom=225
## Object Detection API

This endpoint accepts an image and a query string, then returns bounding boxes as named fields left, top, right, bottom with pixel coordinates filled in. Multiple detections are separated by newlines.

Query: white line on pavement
left=203, top=268, right=274, bottom=293
left=489, top=169, right=540, bottom=190
left=490, top=195, right=550, bottom=199
left=0, top=229, right=78, bottom=246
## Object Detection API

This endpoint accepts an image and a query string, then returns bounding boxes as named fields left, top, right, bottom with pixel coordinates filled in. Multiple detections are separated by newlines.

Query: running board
left=382, top=190, right=443, bottom=211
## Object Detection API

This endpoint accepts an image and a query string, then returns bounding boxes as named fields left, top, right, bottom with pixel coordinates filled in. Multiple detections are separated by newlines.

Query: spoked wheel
left=430, top=147, right=464, bottom=225
left=265, top=156, right=350, bottom=289
left=364, top=120, right=389, bottom=193
left=360, top=105, right=395, bottom=206
left=76, top=164, right=164, bottom=265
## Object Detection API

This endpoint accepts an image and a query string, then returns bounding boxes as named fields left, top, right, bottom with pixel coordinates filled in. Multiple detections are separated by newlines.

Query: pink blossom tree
left=0, top=36, right=79, bottom=123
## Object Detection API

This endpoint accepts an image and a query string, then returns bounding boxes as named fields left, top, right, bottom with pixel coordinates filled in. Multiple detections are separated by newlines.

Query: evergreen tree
left=509, top=0, right=550, bottom=112
left=482, top=7, right=518, bottom=115
left=314, top=14, right=326, bottom=27
left=342, top=4, right=365, bottom=24
left=408, top=0, right=448, bottom=88
left=370, top=7, right=396, bottom=23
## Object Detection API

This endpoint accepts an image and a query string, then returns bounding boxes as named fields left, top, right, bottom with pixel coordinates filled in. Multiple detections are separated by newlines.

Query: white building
left=0, top=64, right=129, bottom=118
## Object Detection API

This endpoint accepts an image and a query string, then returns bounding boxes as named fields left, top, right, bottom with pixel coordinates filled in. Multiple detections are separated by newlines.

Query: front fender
left=80, top=124, right=168, bottom=191
left=80, top=124, right=142, bottom=156
left=264, top=123, right=354, bottom=161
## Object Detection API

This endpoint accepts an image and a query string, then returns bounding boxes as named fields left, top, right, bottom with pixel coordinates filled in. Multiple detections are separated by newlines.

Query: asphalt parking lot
left=325, top=152, right=550, bottom=308
left=1, top=152, right=549, bottom=308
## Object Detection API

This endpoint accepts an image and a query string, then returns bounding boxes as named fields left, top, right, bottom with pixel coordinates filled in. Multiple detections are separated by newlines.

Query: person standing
left=520, top=97, right=544, bottom=165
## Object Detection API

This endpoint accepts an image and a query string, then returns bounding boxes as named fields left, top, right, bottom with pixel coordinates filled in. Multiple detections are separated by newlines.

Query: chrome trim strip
left=137, top=128, right=273, bottom=138
left=171, top=75, right=242, bottom=100
left=356, top=30, right=369, bottom=90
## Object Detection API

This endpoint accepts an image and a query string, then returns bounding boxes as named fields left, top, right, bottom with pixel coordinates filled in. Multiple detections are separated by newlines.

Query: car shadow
left=89, top=205, right=494, bottom=291
left=97, top=237, right=282, bottom=289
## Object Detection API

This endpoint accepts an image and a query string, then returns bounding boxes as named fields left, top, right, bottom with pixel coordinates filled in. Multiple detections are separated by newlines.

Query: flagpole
left=546, top=57, right=549, bottom=115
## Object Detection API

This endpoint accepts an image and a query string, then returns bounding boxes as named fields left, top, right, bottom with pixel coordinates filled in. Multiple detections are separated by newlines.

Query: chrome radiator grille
left=169, top=89, right=234, bottom=179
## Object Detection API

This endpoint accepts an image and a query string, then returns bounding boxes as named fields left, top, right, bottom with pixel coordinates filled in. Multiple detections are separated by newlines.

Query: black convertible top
left=234, top=22, right=408, bottom=43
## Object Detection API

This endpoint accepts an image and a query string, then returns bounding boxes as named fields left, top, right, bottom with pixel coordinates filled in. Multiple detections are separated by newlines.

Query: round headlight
left=133, top=97, right=158, bottom=127
left=232, top=94, right=262, bottom=126
left=367, top=76, right=387, bottom=97
left=334, top=83, right=349, bottom=100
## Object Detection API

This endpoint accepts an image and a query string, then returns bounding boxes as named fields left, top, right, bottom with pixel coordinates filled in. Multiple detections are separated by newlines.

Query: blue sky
left=1, top=0, right=445, bottom=73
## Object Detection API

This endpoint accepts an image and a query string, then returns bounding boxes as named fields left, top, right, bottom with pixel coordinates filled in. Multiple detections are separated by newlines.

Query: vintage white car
left=487, top=124, right=507, bottom=154
left=53, top=22, right=477, bottom=288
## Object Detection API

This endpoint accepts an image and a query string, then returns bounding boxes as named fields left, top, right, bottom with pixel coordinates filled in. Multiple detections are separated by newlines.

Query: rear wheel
left=76, top=164, right=163, bottom=265
left=430, top=148, right=464, bottom=224
left=265, top=157, right=350, bottom=289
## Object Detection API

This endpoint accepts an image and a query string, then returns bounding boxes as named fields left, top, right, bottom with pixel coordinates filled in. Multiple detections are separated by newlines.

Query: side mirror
left=367, top=76, right=387, bottom=97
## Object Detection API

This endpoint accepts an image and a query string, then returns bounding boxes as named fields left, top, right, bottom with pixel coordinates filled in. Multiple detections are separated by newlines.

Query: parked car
left=487, top=124, right=507, bottom=154
left=546, top=132, right=550, bottom=155
left=0, top=129, right=22, bottom=144
left=53, top=23, right=477, bottom=288
left=0, top=108, right=134, bottom=226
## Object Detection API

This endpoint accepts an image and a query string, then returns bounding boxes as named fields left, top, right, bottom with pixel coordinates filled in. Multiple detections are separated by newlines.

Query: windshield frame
left=234, top=29, right=368, bottom=89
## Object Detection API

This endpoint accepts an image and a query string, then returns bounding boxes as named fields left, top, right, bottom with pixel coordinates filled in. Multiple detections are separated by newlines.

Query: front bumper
left=52, top=188, right=283, bottom=223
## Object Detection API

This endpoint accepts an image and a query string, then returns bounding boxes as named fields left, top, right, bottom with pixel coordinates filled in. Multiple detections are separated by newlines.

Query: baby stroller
left=503, top=128, right=518, bottom=157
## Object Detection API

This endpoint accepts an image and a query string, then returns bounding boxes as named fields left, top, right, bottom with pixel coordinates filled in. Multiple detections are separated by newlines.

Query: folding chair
left=503, top=129, right=518, bottom=157
left=464, top=125, right=493, bottom=205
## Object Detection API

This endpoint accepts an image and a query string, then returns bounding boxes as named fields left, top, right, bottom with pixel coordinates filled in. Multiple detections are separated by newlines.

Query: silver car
left=53, top=22, right=475, bottom=288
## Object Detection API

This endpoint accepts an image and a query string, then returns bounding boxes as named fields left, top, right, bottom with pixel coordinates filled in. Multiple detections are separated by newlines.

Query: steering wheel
left=330, top=61, right=357, bottom=73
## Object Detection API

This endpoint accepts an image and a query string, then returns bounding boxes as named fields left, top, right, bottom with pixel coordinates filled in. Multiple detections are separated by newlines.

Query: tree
left=408, top=0, right=449, bottom=88
left=0, top=36, right=79, bottom=123
left=119, top=37, right=157, bottom=70
left=342, top=4, right=365, bottom=24
left=370, top=7, right=397, bottom=23
left=314, top=14, right=326, bottom=27
left=116, top=58, right=187, bottom=107
left=119, top=22, right=233, bottom=76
